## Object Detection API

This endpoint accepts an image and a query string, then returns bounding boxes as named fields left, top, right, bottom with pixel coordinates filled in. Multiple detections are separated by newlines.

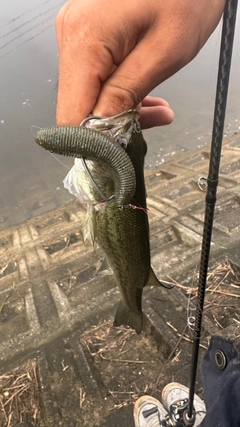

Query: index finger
left=55, top=5, right=114, bottom=125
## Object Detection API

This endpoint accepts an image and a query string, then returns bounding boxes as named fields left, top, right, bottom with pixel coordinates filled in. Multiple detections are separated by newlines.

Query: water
left=0, top=1, right=240, bottom=229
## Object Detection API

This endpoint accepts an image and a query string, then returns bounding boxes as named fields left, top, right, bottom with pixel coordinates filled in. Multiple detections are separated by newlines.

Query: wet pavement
left=0, top=132, right=240, bottom=426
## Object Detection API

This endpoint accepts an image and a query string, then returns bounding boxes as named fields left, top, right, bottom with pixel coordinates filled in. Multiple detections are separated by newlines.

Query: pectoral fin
left=147, top=268, right=174, bottom=289
left=83, top=205, right=96, bottom=246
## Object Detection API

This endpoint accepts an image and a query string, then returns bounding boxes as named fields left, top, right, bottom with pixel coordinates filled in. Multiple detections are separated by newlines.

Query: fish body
left=35, top=111, right=168, bottom=333
left=95, top=126, right=162, bottom=333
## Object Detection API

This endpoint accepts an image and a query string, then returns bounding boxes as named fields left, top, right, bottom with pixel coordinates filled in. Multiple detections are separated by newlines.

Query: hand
left=56, top=0, right=225, bottom=128
left=137, top=96, right=174, bottom=129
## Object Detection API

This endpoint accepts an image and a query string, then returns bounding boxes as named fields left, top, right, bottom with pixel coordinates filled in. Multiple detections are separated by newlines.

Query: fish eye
left=116, top=136, right=127, bottom=148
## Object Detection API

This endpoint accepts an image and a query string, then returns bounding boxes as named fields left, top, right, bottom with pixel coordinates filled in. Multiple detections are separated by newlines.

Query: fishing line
left=0, top=0, right=63, bottom=29
left=32, top=125, right=71, bottom=170
left=0, top=15, right=57, bottom=51
left=203, top=22, right=224, bottom=119
left=0, top=23, right=53, bottom=59
left=120, top=204, right=156, bottom=214
left=48, top=152, right=71, bottom=170
left=0, top=4, right=59, bottom=41
left=171, top=260, right=200, bottom=387
left=82, top=158, right=115, bottom=203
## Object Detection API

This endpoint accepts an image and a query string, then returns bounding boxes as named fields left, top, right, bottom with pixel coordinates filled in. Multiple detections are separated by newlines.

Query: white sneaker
left=134, top=395, right=170, bottom=427
left=161, top=382, right=206, bottom=427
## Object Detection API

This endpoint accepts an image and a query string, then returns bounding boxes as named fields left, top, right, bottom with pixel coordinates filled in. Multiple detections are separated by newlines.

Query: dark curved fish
left=35, top=111, right=170, bottom=333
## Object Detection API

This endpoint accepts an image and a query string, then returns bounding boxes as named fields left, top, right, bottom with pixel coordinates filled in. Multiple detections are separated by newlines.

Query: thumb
left=93, top=30, right=184, bottom=117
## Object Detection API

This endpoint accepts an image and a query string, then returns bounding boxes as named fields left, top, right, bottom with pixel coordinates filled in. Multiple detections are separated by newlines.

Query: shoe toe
left=134, top=395, right=168, bottom=427
left=162, top=382, right=206, bottom=427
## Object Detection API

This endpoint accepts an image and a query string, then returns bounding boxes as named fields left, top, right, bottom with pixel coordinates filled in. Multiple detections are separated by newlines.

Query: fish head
left=84, top=110, right=148, bottom=208
left=85, top=109, right=143, bottom=150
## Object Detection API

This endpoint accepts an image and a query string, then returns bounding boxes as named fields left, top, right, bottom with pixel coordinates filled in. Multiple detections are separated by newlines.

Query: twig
left=213, top=314, right=223, bottom=329
left=57, top=236, right=70, bottom=259
left=167, top=325, right=188, bottom=362
left=207, top=289, right=240, bottom=298
left=99, top=354, right=146, bottom=364
left=207, top=270, right=230, bottom=294
left=0, top=283, right=15, bottom=314
left=109, top=391, right=135, bottom=395
left=7, top=412, right=12, bottom=427
left=166, top=321, right=207, bottom=350
left=4, top=384, right=30, bottom=407
left=0, top=398, right=8, bottom=422
left=79, top=387, right=86, bottom=409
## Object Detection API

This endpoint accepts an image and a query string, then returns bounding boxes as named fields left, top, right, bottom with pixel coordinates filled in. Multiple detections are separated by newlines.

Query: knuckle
left=112, top=86, right=139, bottom=110
left=98, top=83, right=143, bottom=117
left=56, top=3, right=83, bottom=37
left=55, top=3, right=68, bottom=31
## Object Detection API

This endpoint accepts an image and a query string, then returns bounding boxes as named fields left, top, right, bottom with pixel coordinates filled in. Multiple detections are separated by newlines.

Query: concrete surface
left=0, top=132, right=240, bottom=426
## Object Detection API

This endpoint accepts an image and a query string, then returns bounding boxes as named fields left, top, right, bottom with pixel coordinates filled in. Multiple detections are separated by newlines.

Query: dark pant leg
left=199, top=336, right=240, bottom=427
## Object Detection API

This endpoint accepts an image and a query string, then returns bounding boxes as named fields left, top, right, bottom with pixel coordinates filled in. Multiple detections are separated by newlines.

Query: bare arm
left=56, top=0, right=226, bottom=128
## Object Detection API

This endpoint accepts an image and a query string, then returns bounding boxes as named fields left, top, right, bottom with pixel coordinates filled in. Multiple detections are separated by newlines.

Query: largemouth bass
left=35, top=110, right=170, bottom=333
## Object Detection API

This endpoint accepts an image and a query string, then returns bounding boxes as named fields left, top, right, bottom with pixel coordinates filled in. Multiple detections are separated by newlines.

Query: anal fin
left=97, top=257, right=113, bottom=276
left=147, top=267, right=174, bottom=289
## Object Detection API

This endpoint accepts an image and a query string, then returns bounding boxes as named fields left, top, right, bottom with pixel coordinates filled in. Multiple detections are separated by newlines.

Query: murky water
left=0, top=1, right=240, bottom=230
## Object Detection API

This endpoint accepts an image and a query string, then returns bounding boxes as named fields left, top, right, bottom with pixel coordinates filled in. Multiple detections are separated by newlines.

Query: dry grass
left=0, top=360, right=41, bottom=427
left=81, top=322, right=157, bottom=409
left=166, top=259, right=240, bottom=298
left=165, top=259, right=240, bottom=315
left=79, top=260, right=240, bottom=409
left=81, top=321, right=138, bottom=364
left=165, top=258, right=240, bottom=345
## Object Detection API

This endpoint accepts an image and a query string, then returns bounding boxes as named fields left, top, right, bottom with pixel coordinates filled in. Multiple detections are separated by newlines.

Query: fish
left=35, top=110, right=171, bottom=333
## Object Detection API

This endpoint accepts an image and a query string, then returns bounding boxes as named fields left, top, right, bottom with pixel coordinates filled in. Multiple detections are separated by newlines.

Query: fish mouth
left=78, top=110, right=142, bottom=205
left=83, top=109, right=141, bottom=149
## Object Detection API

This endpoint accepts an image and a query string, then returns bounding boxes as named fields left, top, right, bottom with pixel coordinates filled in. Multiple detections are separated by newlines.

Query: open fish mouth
left=82, top=109, right=141, bottom=144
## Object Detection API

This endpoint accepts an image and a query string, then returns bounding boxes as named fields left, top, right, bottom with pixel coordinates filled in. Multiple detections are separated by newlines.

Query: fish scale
left=94, top=126, right=159, bottom=333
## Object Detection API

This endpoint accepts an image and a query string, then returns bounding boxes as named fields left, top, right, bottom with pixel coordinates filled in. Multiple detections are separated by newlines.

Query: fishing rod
left=176, top=0, right=239, bottom=425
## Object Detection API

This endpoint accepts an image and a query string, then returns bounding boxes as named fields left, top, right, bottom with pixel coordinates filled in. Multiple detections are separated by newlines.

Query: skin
left=56, top=0, right=226, bottom=129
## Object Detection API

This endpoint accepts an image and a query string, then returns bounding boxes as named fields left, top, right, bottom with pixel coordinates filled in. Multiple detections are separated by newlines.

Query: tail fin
left=113, top=301, right=143, bottom=334
left=147, top=267, right=174, bottom=289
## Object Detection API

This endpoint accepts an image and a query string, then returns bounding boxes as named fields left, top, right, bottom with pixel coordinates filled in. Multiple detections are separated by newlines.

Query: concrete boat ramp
left=0, top=133, right=240, bottom=426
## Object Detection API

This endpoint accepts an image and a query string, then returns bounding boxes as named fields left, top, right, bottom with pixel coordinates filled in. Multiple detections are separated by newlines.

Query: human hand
left=56, top=0, right=225, bottom=128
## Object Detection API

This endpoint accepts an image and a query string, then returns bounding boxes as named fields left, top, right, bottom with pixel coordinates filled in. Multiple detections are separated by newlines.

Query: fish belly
left=95, top=203, right=151, bottom=333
